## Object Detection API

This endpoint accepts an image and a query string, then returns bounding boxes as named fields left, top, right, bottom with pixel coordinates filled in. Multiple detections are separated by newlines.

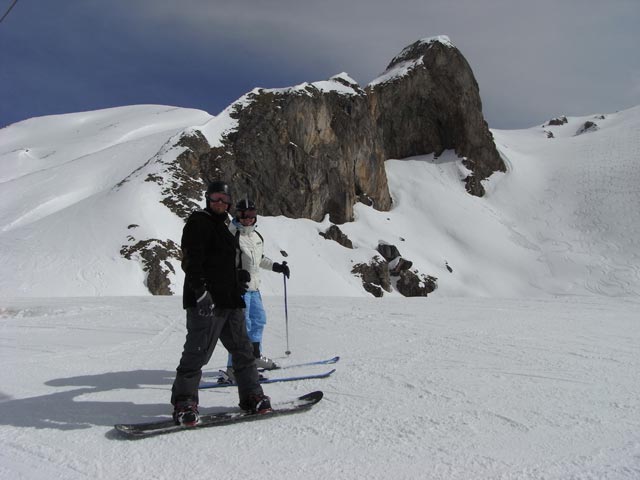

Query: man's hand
left=195, top=287, right=214, bottom=317
left=238, top=269, right=251, bottom=295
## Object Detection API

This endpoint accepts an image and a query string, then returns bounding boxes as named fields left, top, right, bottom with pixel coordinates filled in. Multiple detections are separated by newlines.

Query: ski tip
left=299, top=391, right=323, bottom=402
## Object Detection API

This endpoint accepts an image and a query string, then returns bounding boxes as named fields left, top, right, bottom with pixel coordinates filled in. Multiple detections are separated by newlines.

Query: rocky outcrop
left=576, top=121, right=598, bottom=135
left=377, top=242, right=413, bottom=276
left=152, top=130, right=211, bottom=221
left=319, top=225, right=354, bottom=249
left=200, top=75, right=392, bottom=224
left=376, top=243, right=402, bottom=262
left=351, top=256, right=392, bottom=297
left=354, top=242, right=439, bottom=297
left=367, top=37, right=505, bottom=196
left=191, top=36, right=503, bottom=222
left=395, top=270, right=437, bottom=297
left=120, top=237, right=181, bottom=295
left=547, top=116, right=568, bottom=126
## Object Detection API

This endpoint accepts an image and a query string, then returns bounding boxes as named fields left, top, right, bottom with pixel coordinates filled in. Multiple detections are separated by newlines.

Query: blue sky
left=1, top=1, right=639, bottom=129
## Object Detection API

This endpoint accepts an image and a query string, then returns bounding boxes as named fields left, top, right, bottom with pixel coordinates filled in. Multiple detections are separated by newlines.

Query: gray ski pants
left=171, top=307, right=263, bottom=406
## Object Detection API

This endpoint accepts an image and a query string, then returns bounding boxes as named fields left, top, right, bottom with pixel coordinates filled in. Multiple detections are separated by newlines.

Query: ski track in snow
left=1, top=296, right=639, bottom=479
left=491, top=110, right=640, bottom=298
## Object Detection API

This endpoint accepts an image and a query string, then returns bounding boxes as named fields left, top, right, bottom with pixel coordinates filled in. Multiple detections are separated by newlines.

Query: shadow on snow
left=0, top=369, right=193, bottom=432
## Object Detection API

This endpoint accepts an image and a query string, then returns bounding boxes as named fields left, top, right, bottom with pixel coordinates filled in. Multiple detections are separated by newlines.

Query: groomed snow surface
left=1, top=296, right=639, bottom=479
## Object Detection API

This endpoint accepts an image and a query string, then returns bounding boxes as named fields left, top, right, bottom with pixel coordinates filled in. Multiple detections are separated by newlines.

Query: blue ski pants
left=227, top=290, right=267, bottom=366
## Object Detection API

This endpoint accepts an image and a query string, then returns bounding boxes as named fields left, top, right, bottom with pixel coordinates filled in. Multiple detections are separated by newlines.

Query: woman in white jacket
left=223, top=199, right=290, bottom=381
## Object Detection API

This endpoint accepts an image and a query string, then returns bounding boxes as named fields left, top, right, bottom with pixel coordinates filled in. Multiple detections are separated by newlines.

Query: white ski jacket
left=229, top=219, right=274, bottom=291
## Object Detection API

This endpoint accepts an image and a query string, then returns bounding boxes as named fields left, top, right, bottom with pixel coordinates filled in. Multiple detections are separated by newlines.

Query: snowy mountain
left=1, top=104, right=640, bottom=298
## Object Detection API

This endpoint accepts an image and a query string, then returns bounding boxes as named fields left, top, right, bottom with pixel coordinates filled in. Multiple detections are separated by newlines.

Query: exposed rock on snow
left=154, top=131, right=212, bottom=221
left=351, top=256, right=392, bottom=297
left=377, top=242, right=413, bottom=276
left=546, top=116, right=568, bottom=126
left=354, top=244, right=437, bottom=297
left=319, top=225, right=353, bottom=249
left=395, top=269, right=437, bottom=297
left=120, top=238, right=181, bottom=295
left=575, top=121, right=599, bottom=135
left=376, top=242, right=402, bottom=262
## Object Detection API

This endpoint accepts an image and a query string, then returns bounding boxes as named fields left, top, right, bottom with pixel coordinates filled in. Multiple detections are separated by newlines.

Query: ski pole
left=283, top=261, right=291, bottom=355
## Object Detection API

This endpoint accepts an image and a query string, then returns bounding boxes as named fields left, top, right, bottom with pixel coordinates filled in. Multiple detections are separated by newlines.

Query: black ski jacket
left=181, top=209, right=246, bottom=309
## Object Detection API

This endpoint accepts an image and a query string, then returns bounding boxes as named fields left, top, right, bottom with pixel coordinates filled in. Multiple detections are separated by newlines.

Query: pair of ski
left=200, top=355, right=340, bottom=388
left=114, top=356, right=338, bottom=439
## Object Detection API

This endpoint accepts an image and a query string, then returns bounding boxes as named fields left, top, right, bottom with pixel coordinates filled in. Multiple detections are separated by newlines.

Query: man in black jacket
left=171, top=181, right=271, bottom=426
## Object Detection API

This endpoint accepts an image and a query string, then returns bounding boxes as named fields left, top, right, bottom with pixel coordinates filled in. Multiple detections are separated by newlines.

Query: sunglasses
left=208, top=193, right=231, bottom=205
left=238, top=209, right=257, bottom=219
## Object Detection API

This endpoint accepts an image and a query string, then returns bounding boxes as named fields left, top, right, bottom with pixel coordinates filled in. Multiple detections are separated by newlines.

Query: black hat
left=235, top=198, right=256, bottom=211
left=206, top=181, right=231, bottom=196
left=204, top=180, right=232, bottom=211
left=235, top=198, right=257, bottom=220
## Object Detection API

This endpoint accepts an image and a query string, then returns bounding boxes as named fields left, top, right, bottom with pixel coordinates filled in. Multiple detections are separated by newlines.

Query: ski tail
left=277, top=355, right=340, bottom=370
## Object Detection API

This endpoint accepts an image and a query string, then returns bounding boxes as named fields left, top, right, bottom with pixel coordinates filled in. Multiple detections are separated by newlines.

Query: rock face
left=367, top=37, right=505, bottom=196
left=156, top=131, right=212, bottom=221
left=195, top=36, right=503, bottom=222
left=201, top=76, right=392, bottom=224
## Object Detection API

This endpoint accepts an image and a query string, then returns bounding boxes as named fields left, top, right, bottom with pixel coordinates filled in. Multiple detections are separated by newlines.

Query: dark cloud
left=1, top=0, right=639, bottom=128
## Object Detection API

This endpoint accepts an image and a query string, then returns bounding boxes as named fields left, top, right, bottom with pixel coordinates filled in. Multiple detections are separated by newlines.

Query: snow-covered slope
left=1, top=296, right=638, bottom=479
left=0, top=106, right=212, bottom=295
left=489, top=107, right=640, bottom=296
left=1, top=104, right=640, bottom=298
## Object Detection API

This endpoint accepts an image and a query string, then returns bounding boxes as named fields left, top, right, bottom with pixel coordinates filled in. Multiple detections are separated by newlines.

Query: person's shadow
left=0, top=369, right=181, bottom=437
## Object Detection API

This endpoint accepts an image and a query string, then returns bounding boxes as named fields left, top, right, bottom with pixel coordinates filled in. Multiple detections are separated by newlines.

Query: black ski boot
left=239, top=393, right=272, bottom=414
left=173, top=401, right=200, bottom=426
